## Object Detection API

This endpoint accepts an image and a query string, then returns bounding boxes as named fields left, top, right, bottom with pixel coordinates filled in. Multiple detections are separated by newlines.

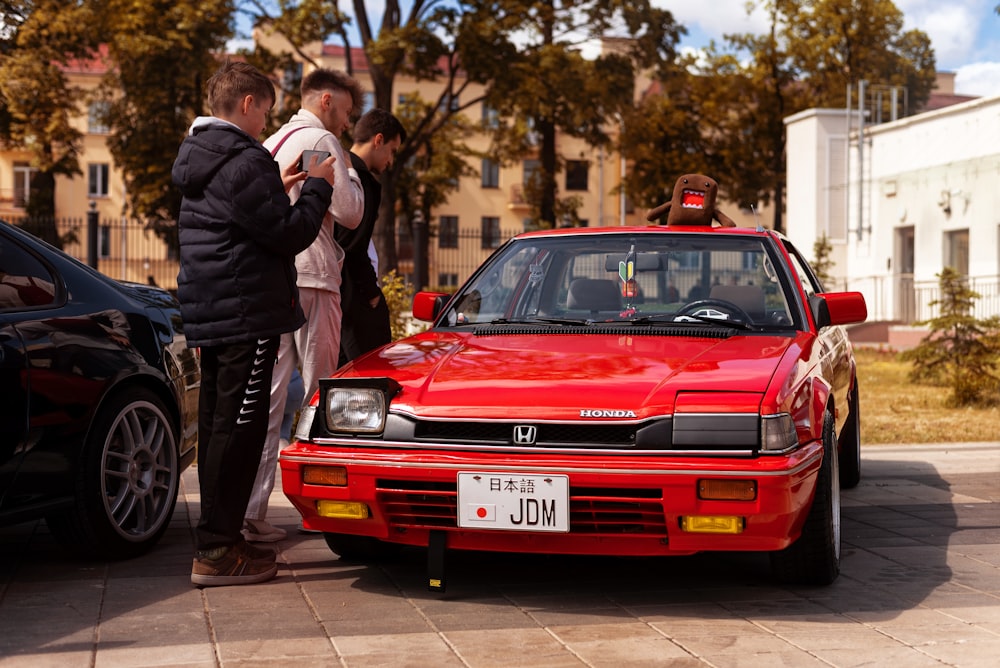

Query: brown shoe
left=191, top=541, right=277, bottom=586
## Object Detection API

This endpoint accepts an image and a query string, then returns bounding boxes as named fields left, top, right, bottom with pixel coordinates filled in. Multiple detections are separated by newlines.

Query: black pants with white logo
left=195, top=337, right=280, bottom=551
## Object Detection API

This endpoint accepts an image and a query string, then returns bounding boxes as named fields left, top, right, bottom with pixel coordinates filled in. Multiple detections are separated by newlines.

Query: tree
left=811, top=233, right=834, bottom=288
left=98, top=0, right=233, bottom=241
left=467, top=0, right=683, bottom=228
left=621, top=0, right=936, bottom=232
left=901, top=267, right=1000, bottom=407
left=0, top=0, right=98, bottom=237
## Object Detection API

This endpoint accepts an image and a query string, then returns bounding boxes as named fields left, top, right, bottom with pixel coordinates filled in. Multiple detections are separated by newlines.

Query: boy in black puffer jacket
left=172, top=60, right=336, bottom=587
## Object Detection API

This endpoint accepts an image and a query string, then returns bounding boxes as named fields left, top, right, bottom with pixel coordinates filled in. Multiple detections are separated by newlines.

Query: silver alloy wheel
left=100, top=399, right=178, bottom=542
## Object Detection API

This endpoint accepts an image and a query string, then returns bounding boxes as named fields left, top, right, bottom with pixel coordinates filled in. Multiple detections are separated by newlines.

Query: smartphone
left=297, top=149, right=331, bottom=172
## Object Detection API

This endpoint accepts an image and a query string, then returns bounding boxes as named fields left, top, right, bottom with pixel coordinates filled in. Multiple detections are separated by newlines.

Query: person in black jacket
left=172, top=60, right=336, bottom=587
left=337, top=108, right=406, bottom=365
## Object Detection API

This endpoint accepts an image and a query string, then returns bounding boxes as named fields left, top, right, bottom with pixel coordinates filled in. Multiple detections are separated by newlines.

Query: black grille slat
left=375, top=479, right=667, bottom=535
left=413, top=421, right=642, bottom=446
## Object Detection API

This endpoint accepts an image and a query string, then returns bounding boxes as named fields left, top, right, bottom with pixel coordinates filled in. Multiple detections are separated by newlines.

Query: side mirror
left=412, top=291, right=450, bottom=322
left=812, top=292, right=868, bottom=328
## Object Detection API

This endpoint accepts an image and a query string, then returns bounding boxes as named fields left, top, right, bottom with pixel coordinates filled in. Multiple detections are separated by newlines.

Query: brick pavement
left=1, top=443, right=998, bottom=667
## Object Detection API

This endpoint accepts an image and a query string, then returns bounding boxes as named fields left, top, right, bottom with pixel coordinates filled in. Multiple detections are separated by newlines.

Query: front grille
left=376, top=479, right=667, bottom=536
left=413, top=421, right=638, bottom=446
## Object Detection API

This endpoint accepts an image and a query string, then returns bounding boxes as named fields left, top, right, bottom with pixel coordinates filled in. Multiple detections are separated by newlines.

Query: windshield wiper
left=628, top=313, right=756, bottom=331
left=490, top=316, right=592, bottom=326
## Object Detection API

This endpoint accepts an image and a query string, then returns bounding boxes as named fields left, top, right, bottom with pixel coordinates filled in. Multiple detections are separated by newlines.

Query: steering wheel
left=674, top=298, right=753, bottom=323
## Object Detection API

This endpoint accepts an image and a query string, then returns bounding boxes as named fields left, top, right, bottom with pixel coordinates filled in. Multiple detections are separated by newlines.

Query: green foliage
left=901, top=267, right=1000, bottom=407
left=0, top=0, right=96, bottom=217
left=99, top=0, right=233, bottom=240
left=380, top=269, right=416, bottom=341
left=811, top=234, right=835, bottom=289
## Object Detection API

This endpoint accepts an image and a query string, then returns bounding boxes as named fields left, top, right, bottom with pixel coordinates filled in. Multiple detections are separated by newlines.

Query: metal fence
left=14, top=215, right=520, bottom=294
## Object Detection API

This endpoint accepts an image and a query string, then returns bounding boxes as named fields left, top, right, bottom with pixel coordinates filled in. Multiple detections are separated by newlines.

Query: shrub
left=901, top=267, right=1000, bottom=407
left=380, top=269, right=415, bottom=341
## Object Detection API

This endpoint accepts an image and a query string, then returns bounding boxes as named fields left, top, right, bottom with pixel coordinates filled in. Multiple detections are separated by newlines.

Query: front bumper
left=279, top=441, right=823, bottom=557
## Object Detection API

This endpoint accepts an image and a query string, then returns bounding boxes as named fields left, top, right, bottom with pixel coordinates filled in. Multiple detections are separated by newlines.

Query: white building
left=785, top=87, right=1000, bottom=343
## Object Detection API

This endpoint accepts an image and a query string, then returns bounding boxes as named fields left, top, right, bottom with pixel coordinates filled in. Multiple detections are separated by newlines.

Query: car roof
left=512, top=224, right=784, bottom=241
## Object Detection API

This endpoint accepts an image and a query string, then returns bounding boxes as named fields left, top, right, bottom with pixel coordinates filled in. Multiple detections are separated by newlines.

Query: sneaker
left=191, top=541, right=277, bottom=586
left=242, top=518, right=287, bottom=542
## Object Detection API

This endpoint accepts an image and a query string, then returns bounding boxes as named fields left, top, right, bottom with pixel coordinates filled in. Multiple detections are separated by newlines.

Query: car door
left=0, top=229, right=60, bottom=508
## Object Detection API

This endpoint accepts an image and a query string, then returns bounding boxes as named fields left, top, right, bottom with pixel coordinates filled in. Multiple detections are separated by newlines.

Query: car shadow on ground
left=311, top=455, right=971, bottom=625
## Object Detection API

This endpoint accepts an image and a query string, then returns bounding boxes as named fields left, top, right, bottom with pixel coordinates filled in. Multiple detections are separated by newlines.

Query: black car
left=1, top=220, right=199, bottom=558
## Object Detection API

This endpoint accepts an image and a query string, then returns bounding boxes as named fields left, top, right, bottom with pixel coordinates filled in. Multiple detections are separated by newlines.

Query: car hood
left=345, top=330, right=802, bottom=420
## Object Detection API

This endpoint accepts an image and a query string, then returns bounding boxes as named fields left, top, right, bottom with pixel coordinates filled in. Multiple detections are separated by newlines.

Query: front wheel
left=47, top=388, right=180, bottom=559
left=769, top=410, right=841, bottom=585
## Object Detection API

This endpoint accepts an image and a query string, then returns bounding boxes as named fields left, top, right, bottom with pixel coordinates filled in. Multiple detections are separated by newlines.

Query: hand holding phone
left=297, top=149, right=332, bottom=172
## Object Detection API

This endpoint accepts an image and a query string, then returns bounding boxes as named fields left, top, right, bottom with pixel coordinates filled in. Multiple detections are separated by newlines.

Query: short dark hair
left=353, top=108, right=407, bottom=145
left=206, top=60, right=275, bottom=116
left=301, top=68, right=364, bottom=117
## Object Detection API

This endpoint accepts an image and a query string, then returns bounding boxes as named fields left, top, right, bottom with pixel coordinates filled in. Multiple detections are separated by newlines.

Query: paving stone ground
left=1, top=442, right=997, bottom=667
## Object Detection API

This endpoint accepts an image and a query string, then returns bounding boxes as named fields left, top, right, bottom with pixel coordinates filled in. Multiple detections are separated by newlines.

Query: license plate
left=457, top=472, right=569, bottom=532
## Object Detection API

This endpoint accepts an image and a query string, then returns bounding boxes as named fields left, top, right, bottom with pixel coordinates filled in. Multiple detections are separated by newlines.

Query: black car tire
left=838, top=383, right=862, bottom=489
left=47, top=387, right=179, bottom=559
left=323, top=532, right=402, bottom=562
left=769, top=410, right=841, bottom=585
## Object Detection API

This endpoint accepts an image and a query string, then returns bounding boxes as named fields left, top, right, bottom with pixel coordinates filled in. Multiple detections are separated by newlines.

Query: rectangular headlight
left=760, top=413, right=798, bottom=452
left=320, top=378, right=401, bottom=435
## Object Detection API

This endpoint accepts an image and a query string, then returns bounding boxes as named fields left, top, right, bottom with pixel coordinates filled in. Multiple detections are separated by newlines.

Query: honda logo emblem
left=513, top=425, right=537, bottom=445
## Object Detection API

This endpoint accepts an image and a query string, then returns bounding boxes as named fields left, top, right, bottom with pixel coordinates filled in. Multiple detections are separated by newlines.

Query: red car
left=280, top=223, right=866, bottom=586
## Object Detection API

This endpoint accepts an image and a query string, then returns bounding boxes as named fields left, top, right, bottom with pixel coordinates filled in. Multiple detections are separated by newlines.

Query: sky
left=661, top=0, right=1000, bottom=98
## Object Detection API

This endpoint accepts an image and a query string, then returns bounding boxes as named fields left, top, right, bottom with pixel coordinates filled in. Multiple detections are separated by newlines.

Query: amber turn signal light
left=697, top=479, right=757, bottom=501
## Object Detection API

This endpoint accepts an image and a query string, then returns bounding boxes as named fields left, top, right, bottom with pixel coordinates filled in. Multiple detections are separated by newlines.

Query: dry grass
left=855, top=346, right=1000, bottom=445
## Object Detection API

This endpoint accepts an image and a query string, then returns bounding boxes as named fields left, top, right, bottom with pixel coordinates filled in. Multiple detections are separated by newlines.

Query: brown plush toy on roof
left=645, top=174, right=736, bottom=227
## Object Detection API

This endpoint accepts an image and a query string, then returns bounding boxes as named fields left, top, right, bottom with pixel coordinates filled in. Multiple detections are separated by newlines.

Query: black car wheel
left=47, top=387, right=179, bottom=559
left=769, top=409, right=841, bottom=585
left=838, top=383, right=862, bottom=489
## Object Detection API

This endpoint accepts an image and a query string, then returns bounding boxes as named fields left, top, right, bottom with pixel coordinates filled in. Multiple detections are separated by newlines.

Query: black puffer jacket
left=172, top=118, right=333, bottom=348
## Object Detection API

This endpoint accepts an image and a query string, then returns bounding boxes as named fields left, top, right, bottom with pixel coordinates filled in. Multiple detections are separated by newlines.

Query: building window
left=481, top=103, right=499, bottom=129
left=88, top=163, right=110, bottom=198
left=523, top=159, right=540, bottom=186
left=481, top=159, right=499, bottom=189
left=12, top=162, right=34, bottom=208
left=439, top=216, right=458, bottom=248
left=437, top=273, right=459, bottom=288
left=481, top=216, right=501, bottom=249
left=88, top=101, right=110, bottom=134
left=944, top=229, right=969, bottom=276
left=565, top=160, right=588, bottom=191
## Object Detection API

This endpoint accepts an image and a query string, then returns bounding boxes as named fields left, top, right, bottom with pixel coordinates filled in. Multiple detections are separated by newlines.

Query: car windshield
left=439, top=232, right=801, bottom=331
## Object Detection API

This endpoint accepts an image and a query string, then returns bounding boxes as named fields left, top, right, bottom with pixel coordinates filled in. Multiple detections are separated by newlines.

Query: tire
left=47, top=388, right=179, bottom=559
left=769, top=410, right=841, bottom=585
left=323, top=533, right=402, bottom=562
left=838, top=382, right=862, bottom=489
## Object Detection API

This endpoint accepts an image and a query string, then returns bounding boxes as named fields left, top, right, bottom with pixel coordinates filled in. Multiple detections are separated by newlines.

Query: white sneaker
left=242, top=519, right=287, bottom=543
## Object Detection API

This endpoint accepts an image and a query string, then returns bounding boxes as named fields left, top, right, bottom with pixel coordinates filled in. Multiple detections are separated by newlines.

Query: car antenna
left=751, top=205, right=764, bottom=232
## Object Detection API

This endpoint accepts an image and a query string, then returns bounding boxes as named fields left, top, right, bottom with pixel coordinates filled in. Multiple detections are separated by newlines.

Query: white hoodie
left=263, top=109, right=364, bottom=293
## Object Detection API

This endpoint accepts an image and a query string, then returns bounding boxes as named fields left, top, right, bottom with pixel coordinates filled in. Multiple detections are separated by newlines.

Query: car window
left=0, top=234, right=58, bottom=310
left=441, top=233, right=799, bottom=329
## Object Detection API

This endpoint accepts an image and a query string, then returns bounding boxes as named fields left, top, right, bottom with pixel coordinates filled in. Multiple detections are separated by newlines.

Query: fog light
left=680, top=515, right=745, bottom=534
left=698, top=479, right=757, bottom=501
left=316, top=500, right=370, bottom=520
left=303, top=465, right=348, bottom=486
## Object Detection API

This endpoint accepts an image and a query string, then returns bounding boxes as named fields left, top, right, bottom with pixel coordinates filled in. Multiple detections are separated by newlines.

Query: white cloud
left=955, top=62, right=1000, bottom=98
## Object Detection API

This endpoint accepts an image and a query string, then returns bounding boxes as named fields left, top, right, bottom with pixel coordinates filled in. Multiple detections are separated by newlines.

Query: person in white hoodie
left=244, top=69, right=365, bottom=542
